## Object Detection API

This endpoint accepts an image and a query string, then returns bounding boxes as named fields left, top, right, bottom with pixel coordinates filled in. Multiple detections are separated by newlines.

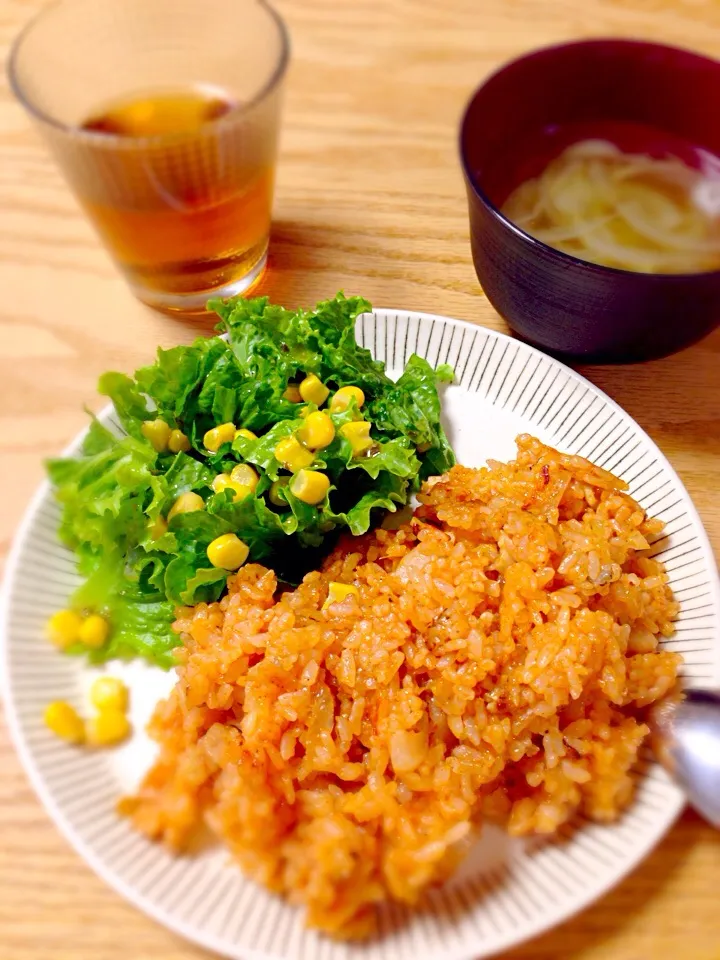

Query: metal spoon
left=649, top=689, right=720, bottom=828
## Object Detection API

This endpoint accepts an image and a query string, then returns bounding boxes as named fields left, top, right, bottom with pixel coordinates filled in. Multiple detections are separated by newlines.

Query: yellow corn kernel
left=230, top=463, right=259, bottom=491
left=44, top=701, right=85, bottom=744
left=168, top=428, right=191, bottom=453
left=268, top=478, right=290, bottom=508
left=330, top=385, right=365, bottom=413
left=234, top=428, right=258, bottom=442
left=89, top=676, right=128, bottom=713
left=168, top=491, right=204, bottom=520
left=290, top=469, right=330, bottom=505
left=297, top=411, right=335, bottom=451
left=78, top=613, right=109, bottom=649
left=86, top=709, right=131, bottom=747
left=212, top=473, right=230, bottom=493
left=283, top=385, right=302, bottom=403
left=148, top=515, right=167, bottom=540
left=46, top=609, right=83, bottom=650
left=299, top=374, right=330, bottom=406
left=228, top=483, right=254, bottom=502
left=274, top=435, right=315, bottom=472
left=340, top=420, right=374, bottom=455
left=212, top=474, right=252, bottom=502
left=141, top=418, right=172, bottom=453
left=207, top=533, right=250, bottom=570
left=203, top=422, right=236, bottom=452
left=322, top=582, right=359, bottom=610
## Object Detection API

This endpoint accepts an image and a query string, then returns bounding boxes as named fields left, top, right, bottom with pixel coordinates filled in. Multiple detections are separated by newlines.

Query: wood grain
left=1, top=0, right=719, bottom=957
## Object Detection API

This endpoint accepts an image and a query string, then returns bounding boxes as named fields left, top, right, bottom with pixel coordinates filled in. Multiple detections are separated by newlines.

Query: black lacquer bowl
left=460, top=38, right=720, bottom=361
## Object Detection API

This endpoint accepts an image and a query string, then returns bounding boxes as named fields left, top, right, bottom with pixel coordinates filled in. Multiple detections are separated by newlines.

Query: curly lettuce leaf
left=48, top=293, right=455, bottom=668
left=70, top=548, right=177, bottom=667
left=367, top=354, right=454, bottom=479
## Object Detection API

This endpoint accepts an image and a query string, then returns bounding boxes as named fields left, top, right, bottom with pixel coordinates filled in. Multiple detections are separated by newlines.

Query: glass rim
left=7, top=0, right=290, bottom=147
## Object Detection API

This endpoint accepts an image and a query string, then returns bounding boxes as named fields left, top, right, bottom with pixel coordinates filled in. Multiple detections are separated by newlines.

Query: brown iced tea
left=76, top=87, right=275, bottom=310
left=10, top=0, right=288, bottom=314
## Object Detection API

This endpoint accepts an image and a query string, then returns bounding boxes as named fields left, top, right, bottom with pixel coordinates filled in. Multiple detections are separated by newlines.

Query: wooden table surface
left=1, top=0, right=719, bottom=957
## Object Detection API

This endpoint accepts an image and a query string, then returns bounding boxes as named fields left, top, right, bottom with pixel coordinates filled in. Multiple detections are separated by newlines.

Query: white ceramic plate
left=3, top=309, right=719, bottom=960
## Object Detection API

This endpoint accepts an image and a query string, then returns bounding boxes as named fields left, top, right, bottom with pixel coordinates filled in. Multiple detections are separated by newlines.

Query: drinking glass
left=9, top=0, right=289, bottom=314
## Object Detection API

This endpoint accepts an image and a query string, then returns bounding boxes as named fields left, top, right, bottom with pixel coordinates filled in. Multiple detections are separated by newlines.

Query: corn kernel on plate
left=2, top=306, right=719, bottom=960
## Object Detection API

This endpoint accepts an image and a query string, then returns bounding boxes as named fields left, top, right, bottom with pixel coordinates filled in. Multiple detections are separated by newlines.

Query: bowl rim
left=459, top=36, right=720, bottom=283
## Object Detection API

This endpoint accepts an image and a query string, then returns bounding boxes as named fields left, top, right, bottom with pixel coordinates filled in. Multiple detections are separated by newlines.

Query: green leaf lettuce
left=47, top=293, right=454, bottom=667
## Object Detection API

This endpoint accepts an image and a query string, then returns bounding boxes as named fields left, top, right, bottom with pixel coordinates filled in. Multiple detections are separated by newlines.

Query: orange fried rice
left=121, top=435, right=681, bottom=936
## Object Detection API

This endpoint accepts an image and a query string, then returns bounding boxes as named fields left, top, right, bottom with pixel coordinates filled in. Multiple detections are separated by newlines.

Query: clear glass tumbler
left=9, top=0, right=289, bottom=314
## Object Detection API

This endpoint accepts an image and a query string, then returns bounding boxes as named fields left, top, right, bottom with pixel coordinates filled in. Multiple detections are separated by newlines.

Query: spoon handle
left=651, top=689, right=720, bottom=829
